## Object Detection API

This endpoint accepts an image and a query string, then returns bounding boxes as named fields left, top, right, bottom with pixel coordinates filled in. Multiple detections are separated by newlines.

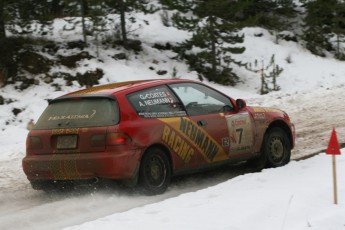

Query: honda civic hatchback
left=23, top=79, right=295, bottom=194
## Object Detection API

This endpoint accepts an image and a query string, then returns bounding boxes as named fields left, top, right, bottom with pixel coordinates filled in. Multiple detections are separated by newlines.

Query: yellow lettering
left=174, top=135, right=181, bottom=153
left=168, top=131, right=176, bottom=147
left=162, top=126, right=171, bottom=142
left=66, top=128, right=79, bottom=134
left=179, top=141, right=190, bottom=157
left=186, top=120, right=192, bottom=137
left=179, top=142, right=188, bottom=161
left=201, top=136, right=209, bottom=152
left=161, top=124, right=195, bottom=164
left=185, top=148, right=194, bottom=163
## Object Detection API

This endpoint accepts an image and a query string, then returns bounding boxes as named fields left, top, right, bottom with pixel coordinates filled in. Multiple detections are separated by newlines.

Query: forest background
left=0, top=0, right=344, bottom=92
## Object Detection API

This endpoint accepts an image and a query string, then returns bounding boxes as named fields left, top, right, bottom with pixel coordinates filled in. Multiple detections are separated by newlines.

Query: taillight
left=27, top=136, right=43, bottom=149
left=106, top=132, right=131, bottom=146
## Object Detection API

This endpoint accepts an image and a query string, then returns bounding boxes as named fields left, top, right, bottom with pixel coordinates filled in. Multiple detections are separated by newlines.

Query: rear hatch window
left=34, top=97, right=119, bottom=129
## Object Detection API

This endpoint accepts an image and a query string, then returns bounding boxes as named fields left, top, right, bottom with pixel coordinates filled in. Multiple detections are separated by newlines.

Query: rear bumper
left=22, top=149, right=142, bottom=182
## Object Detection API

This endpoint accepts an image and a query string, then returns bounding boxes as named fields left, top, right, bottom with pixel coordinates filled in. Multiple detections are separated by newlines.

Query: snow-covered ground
left=1, top=8, right=345, bottom=230
left=65, top=152, right=345, bottom=230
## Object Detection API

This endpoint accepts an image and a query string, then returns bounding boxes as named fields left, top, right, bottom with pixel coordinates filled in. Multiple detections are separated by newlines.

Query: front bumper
left=22, top=149, right=142, bottom=182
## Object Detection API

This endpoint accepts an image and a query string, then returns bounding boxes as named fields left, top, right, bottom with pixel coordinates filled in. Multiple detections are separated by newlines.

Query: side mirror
left=236, top=99, right=247, bottom=110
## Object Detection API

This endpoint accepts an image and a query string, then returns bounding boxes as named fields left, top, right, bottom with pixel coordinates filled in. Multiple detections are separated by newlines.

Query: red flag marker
left=326, top=128, right=341, bottom=155
left=326, top=128, right=341, bottom=205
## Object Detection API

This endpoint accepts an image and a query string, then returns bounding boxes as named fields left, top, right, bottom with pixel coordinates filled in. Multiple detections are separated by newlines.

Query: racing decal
left=54, top=149, right=80, bottom=154
left=253, top=107, right=281, bottom=113
left=48, top=110, right=96, bottom=121
left=49, top=154, right=81, bottom=180
left=222, top=137, right=230, bottom=147
left=159, top=117, right=228, bottom=163
left=139, top=111, right=186, bottom=119
left=226, top=112, right=254, bottom=154
left=52, top=128, right=79, bottom=135
left=162, top=125, right=194, bottom=163
left=128, top=86, right=187, bottom=118
left=254, top=112, right=266, bottom=120
left=138, top=91, right=175, bottom=107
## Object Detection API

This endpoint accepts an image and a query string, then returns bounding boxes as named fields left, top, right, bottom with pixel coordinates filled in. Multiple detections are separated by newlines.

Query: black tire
left=30, top=180, right=72, bottom=192
left=263, top=127, right=291, bottom=167
left=30, top=180, right=47, bottom=190
left=139, top=147, right=171, bottom=195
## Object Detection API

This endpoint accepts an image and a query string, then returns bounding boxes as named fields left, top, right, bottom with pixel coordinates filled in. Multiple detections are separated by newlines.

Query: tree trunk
left=0, top=0, right=7, bottom=86
left=80, top=0, right=87, bottom=45
left=0, top=0, right=6, bottom=40
left=209, top=15, right=217, bottom=81
left=119, top=0, right=127, bottom=45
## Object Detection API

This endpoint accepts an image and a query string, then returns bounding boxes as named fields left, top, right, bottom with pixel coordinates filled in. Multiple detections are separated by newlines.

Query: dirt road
left=247, top=85, right=345, bottom=160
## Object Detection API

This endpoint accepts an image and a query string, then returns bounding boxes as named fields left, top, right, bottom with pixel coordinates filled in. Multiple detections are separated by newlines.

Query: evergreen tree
left=229, top=0, right=295, bottom=30
left=0, top=0, right=5, bottom=40
left=50, top=0, right=65, bottom=18
left=80, top=0, right=88, bottom=44
left=0, top=0, right=18, bottom=86
left=62, top=0, right=108, bottom=45
left=332, top=1, right=345, bottom=59
left=0, top=0, right=6, bottom=86
left=303, top=0, right=337, bottom=56
left=87, top=0, right=109, bottom=46
left=164, top=0, right=245, bottom=85
left=101, top=0, right=157, bottom=48
left=0, top=0, right=18, bottom=38
left=119, top=0, right=127, bottom=44
left=160, top=0, right=196, bottom=13
left=302, top=0, right=345, bottom=58
left=1, top=0, right=55, bottom=36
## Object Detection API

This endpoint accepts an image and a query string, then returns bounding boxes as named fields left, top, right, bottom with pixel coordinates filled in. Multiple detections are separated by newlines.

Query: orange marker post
left=326, top=128, right=341, bottom=205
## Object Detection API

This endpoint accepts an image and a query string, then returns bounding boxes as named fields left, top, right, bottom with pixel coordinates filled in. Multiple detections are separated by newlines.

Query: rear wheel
left=30, top=180, right=50, bottom=190
left=263, top=127, right=291, bottom=167
left=30, top=180, right=72, bottom=192
left=139, top=147, right=171, bottom=195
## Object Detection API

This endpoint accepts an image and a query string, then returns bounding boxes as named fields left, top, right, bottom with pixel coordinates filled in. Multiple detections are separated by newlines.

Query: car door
left=225, top=110, right=255, bottom=157
left=167, top=82, right=237, bottom=167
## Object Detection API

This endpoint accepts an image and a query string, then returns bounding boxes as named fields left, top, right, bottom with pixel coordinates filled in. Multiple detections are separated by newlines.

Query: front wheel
left=248, top=127, right=291, bottom=171
left=263, top=127, right=291, bottom=167
left=139, top=147, right=171, bottom=195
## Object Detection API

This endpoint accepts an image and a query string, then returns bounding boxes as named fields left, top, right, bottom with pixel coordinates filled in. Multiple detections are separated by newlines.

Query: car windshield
left=34, top=97, right=119, bottom=129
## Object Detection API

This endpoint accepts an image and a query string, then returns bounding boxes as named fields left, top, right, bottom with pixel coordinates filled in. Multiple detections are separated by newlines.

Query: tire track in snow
left=248, top=86, right=345, bottom=160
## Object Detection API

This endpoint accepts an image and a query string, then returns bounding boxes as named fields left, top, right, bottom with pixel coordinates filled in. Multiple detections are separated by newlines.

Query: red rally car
left=23, top=79, right=295, bottom=194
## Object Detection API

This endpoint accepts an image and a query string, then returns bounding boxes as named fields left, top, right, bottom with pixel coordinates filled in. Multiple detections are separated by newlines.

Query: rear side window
left=34, top=97, right=119, bottom=129
left=127, top=85, right=187, bottom=118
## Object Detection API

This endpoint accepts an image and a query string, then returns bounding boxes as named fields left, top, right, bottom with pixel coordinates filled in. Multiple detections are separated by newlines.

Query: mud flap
left=121, top=162, right=140, bottom=188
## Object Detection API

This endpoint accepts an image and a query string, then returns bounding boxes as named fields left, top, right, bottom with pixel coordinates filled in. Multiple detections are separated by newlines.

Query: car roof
left=62, top=79, right=196, bottom=97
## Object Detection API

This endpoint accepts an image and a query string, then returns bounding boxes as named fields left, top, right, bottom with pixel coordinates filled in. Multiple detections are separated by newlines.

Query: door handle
left=197, top=120, right=207, bottom=126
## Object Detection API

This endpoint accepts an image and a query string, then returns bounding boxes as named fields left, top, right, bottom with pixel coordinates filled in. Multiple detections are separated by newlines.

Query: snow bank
left=65, top=152, right=345, bottom=230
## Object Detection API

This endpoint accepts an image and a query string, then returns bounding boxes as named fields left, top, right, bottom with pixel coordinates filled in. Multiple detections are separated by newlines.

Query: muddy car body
left=23, top=79, right=295, bottom=194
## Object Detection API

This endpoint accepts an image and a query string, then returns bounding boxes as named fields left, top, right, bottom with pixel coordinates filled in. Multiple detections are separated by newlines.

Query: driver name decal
left=138, top=91, right=176, bottom=107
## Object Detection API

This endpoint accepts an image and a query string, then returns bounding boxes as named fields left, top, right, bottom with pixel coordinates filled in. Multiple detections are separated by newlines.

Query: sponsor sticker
left=159, top=117, right=228, bottom=163
left=226, top=112, right=254, bottom=154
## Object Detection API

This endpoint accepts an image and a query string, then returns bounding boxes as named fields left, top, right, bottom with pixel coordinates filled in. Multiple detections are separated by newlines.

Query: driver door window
left=169, top=83, right=233, bottom=116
